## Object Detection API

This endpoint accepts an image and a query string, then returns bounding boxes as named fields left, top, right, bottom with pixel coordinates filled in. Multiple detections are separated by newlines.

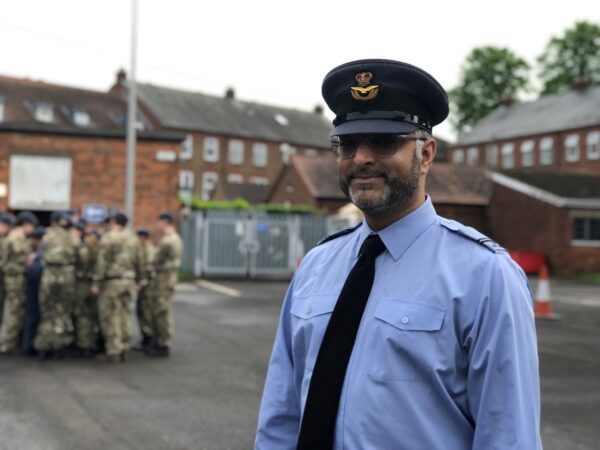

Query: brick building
left=110, top=71, right=332, bottom=204
left=448, top=85, right=600, bottom=174
left=0, top=75, right=183, bottom=226
left=489, top=171, right=600, bottom=276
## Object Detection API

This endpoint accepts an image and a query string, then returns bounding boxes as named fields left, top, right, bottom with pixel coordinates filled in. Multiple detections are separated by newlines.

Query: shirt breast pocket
left=289, top=294, right=338, bottom=373
left=367, top=298, right=446, bottom=382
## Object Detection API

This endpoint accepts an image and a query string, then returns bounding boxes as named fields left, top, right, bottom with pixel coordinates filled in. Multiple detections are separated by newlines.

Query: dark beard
left=339, top=152, right=421, bottom=216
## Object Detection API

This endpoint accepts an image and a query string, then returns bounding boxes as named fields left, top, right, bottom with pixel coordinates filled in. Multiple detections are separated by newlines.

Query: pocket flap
left=290, top=295, right=338, bottom=319
left=374, top=299, right=445, bottom=331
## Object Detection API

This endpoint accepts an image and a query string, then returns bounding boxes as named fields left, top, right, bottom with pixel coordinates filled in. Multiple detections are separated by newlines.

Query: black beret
left=17, top=211, right=39, bottom=226
left=0, top=213, right=16, bottom=226
left=30, top=226, right=46, bottom=239
left=50, top=211, right=63, bottom=223
left=74, top=220, right=86, bottom=232
left=59, top=215, right=73, bottom=228
left=111, top=212, right=128, bottom=226
left=158, top=212, right=174, bottom=223
left=322, top=59, right=449, bottom=136
left=136, top=228, right=150, bottom=237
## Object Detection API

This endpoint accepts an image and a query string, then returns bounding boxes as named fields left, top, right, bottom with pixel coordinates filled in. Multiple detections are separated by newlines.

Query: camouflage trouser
left=149, top=272, right=177, bottom=348
left=34, top=267, right=76, bottom=351
left=136, top=286, right=153, bottom=340
left=97, top=279, right=135, bottom=356
left=74, top=279, right=98, bottom=350
left=0, top=272, right=5, bottom=327
left=0, top=273, right=26, bottom=352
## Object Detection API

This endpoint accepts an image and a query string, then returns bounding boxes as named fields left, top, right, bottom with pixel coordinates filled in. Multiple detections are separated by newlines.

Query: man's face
left=337, top=134, right=422, bottom=216
left=0, top=223, right=10, bottom=236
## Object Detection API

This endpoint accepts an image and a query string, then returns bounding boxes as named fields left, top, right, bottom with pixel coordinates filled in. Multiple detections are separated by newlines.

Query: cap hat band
left=333, top=110, right=431, bottom=132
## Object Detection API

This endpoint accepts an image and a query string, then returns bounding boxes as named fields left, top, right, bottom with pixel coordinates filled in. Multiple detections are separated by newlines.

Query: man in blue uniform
left=255, top=59, right=542, bottom=449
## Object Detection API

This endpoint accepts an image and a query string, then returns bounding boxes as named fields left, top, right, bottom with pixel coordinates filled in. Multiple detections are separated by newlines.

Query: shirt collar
left=355, top=196, right=437, bottom=261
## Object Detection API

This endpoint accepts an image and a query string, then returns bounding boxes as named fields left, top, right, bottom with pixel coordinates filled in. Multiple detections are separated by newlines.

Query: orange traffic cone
left=534, top=265, right=558, bottom=319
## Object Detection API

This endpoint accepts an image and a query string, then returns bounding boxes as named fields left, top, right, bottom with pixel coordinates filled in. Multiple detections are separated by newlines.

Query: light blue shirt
left=255, top=197, right=542, bottom=450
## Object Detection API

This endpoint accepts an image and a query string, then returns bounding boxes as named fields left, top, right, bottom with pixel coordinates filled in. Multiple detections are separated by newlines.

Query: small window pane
left=203, top=137, right=220, bottom=162
left=252, top=143, right=268, bottom=167
left=540, top=137, right=554, bottom=165
left=486, top=145, right=498, bottom=167
left=228, top=140, right=245, bottom=165
left=452, top=149, right=464, bottom=164
left=501, top=143, right=514, bottom=169
left=587, top=131, right=600, bottom=160
left=467, top=147, right=479, bottom=166
left=520, top=140, right=535, bottom=167
left=564, top=134, right=580, bottom=162
left=180, top=135, right=194, bottom=160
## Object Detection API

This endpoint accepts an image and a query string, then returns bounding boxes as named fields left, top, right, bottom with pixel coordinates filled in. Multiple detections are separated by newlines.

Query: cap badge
left=350, top=72, right=379, bottom=101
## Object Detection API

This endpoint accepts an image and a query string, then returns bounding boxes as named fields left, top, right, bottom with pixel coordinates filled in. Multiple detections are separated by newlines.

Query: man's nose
left=352, top=142, right=376, bottom=165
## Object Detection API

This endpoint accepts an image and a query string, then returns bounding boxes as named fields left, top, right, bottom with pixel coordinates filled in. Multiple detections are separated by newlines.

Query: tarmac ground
left=0, top=277, right=598, bottom=450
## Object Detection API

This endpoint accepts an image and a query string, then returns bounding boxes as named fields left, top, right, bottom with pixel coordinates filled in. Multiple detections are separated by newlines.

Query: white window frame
left=586, top=131, right=600, bottom=161
left=564, top=134, right=580, bottom=163
left=520, top=140, right=535, bottom=167
left=501, top=143, right=515, bottom=169
left=452, top=149, right=464, bottom=164
left=252, top=143, right=268, bottom=167
left=228, top=140, right=245, bottom=165
left=249, top=176, right=269, bottom=185
left=34, top=103, right=54, bottom=123
left=180, top=135, right=194, bottom=160
left=540, top=137, right=554, bottom=165
left=227, top=174, right=243, bottom=184
left=486, top=145, right=498, bottom=167
left=73, top=110, right=91, bottom=127
left=203, top=137, right=220, bottom=162
left=201, top=171, right=218, bottom=200
left=466, top=147, right=479, bottom=166
left=0, top=96, right=5, bottom=122
left=178, top=170, right=194, bottom=191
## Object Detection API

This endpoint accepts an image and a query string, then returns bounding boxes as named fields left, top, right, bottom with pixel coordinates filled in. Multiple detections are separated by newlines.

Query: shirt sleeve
left=465, top=253, right=543, bottom=449
left=255, top=278, right=301, bottom=450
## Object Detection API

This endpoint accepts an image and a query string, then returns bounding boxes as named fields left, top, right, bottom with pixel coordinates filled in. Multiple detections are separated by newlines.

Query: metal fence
left=180, top=210, right=350, bottom=279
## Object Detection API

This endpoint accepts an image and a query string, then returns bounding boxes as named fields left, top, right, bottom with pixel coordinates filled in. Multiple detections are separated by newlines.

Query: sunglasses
left=331, top=134, right=426, bottom=159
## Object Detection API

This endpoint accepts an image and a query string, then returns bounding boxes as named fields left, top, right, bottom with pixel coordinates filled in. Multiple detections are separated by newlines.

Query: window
left=0, top=96, right=4, bottom=122
left=486, top=145, right=498, bottom=167
left=203, top=137, right=220, bottom=162
left=34, top=103, right=54, bottom=123
left=249, top=176, right=269, bottom=185
left=451, top=149, right=464, bottom=164
left=201, top=172, right=218, bottom=200
left=520, top=140, right=535, bottom=167
left=587, top=131, right=600, bottom=160
left=252, top=143, right=268, bottom=167
left=73, top=109, right=90, bottom=127
left=564, top=134, right=580, bottom=162
left=466, top=147, right=479, bottom=166
left=178, top=170, right=194, bottom=191
left=304, top=149, right=318, bottom=157
left=180, top=135, right=193, bottom=160
left=228, top=140, right=245, bottom=165
left=573, top=218, right=600, bottom=242
left=501, top=143, right=515, bottom=168
left=227, top=174, right=243, bottom=184
left=540, top=137, right=554, bottom=165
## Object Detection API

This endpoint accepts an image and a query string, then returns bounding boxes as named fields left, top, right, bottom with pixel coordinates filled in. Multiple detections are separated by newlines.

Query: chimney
left=225, top=87, right=235, bottom=99
left=314, top=104, right=324, bottom=115
left=116, top=68, right=127, bottom=85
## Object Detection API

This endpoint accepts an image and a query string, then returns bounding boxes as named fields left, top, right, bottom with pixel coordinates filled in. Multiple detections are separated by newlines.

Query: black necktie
left=297, top=234, right=386, bottom=450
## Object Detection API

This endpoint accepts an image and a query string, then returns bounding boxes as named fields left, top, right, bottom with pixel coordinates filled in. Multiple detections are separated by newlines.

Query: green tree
left=538, top=21, right=600, bottom=95
left=449, top=46, right=530, bottom=133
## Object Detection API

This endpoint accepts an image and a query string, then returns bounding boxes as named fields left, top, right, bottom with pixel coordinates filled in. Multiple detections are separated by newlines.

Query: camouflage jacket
left=93, top=228, right=144, bottom=284
left=42, top=227, right=79, bottom=269
left=154, top=231, right=182, bottom=274
left=140, top=241, right=157, bottom=284
left=76, top=233, right=100, bottom=281
left=1, top=228, right=32, bottom=275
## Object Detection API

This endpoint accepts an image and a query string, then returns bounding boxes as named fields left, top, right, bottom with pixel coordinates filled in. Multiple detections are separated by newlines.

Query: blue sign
left=82, top=204, right=108, bottom=223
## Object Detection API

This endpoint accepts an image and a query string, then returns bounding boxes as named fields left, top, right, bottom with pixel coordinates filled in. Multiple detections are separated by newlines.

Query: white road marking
left=195, top=280, right=242, bottom=298
left=553, top=297, right=600, bottom=308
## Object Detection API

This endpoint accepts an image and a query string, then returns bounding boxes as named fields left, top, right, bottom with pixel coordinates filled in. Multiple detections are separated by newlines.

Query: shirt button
left=401, top=316, right=409, bottom=324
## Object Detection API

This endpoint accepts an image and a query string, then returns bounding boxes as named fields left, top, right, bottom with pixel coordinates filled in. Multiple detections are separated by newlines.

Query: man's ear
left=420, top=139, right=436, bottom=175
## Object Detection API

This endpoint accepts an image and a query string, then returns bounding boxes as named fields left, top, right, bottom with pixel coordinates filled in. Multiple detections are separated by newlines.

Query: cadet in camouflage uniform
left=92, top=212, right=144, bottom=362
left=146, top=212, right=182, bottom=357
left=0, top=213, right=16, bottom=327
left=73, top=225, right=100, bottom=356
left=134, top=228, right=156, bottom=351
left=34, top=215, right=80, bottom=358
left=0, top=211, right=37, bottom=353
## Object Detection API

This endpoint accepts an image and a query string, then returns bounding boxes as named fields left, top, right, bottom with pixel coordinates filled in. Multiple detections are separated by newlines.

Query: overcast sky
left=1, top=0, right=599, bottom=141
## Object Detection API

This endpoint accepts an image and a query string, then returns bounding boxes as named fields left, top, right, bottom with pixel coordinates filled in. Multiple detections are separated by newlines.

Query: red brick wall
left=449, top=125, right=600, bottom=174
left=0, top=131, right=180, bottom=228
left=435, top=203, right=489, bottom=234
left=488, top=184, right=600, bottom=275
